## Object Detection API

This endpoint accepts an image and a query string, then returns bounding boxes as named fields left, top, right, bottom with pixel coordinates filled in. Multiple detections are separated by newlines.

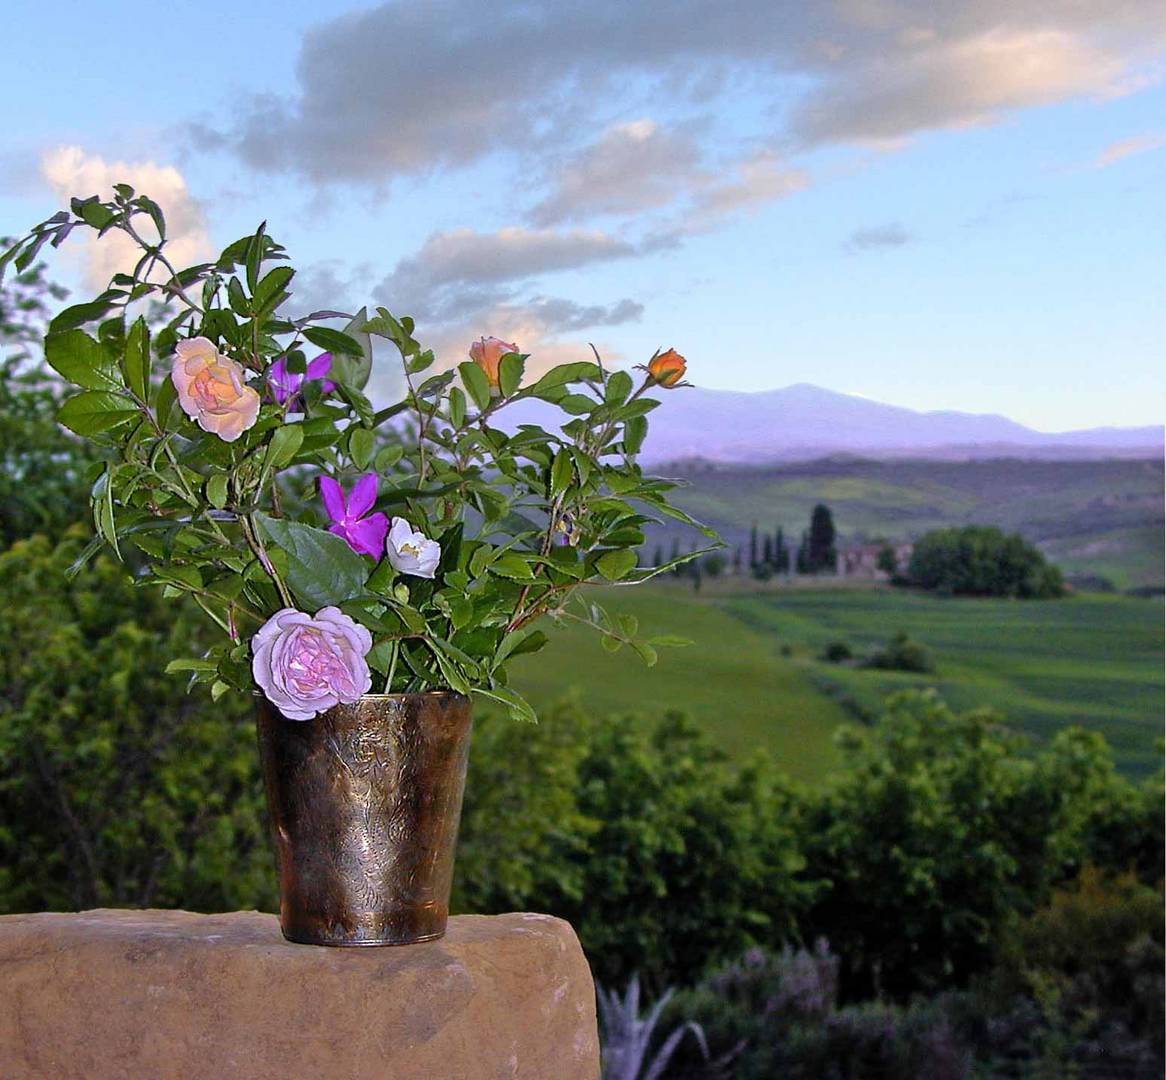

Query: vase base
left=280, top=927, right=447, bottom=948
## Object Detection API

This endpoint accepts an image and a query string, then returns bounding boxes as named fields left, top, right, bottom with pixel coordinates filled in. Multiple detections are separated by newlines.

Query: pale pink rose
left=251, top=606, right=373, bottom=721
left=468, top=336, right=519, bottom=392
left=171, top=337, right=261, bottom=442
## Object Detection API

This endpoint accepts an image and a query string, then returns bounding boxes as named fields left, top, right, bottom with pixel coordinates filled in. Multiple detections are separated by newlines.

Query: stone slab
left=0, top=909, right=599, bottom=1080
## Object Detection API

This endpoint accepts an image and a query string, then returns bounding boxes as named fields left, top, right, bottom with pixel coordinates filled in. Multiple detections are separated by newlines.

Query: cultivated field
left=510, top=581, right=1164, bottom=781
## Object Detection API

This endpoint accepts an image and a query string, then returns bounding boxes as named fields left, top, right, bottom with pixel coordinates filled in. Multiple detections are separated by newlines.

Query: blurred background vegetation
left=1, top=263, right=1161, bottom=1077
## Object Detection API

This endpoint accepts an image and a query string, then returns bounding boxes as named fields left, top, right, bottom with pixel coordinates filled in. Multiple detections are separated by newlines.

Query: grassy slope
left=655, top=457, right=1164, bottom=589
left=511, top=582, right=1164, bottom=781
left=508, top=586, right=851, bottom=782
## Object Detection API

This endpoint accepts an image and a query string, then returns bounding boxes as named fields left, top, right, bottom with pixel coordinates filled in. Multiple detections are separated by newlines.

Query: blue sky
left=2, top=0, right=1163, bottom=431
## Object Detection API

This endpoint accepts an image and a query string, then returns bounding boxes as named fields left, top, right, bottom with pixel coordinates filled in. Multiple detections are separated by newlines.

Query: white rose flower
left=385, top=517, right=441, bottom=578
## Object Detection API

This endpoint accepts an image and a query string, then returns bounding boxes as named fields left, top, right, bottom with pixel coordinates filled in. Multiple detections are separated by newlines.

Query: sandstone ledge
left=0, top=908, right=599, bottom=1080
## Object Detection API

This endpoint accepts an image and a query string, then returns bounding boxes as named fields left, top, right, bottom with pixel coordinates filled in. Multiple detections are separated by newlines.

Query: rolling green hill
left=651, top=457, right=1164, bottom=590
left=510, top=582, right=1164, bottom=781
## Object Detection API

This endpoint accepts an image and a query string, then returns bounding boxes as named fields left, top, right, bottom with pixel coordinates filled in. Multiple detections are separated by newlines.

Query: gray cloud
left=375, top=225, right=637, bottom=318
left=530, top=120, right=707, bottom=226
left=210, top=0, right=1163, bottom=186
left=523, top=295, right=643, bottom=331
left=844, top=223, right=913, bottom=253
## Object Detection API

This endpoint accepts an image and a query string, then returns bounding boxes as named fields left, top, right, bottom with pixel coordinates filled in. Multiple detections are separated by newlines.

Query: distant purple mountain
left=503, top=382, right=1163, bottom=464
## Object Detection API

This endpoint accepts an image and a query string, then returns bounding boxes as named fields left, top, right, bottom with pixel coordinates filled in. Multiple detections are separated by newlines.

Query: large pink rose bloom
left=171, top=337, right=261, bottom=443
left=252, top=606, right=373, bottom=721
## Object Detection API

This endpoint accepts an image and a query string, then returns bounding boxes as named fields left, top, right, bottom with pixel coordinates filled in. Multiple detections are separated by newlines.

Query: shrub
left=455, top=705, right=812, bottom=989
left=865, top=630, right=935, bottom=673
left=820, top=640, right=853, bottom=663
left=905, top=525, right=1064, bottom=598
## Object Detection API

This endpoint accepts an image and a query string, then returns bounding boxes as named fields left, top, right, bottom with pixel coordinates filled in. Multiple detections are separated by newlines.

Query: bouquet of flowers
left=1, top=190, right=716, bottom=723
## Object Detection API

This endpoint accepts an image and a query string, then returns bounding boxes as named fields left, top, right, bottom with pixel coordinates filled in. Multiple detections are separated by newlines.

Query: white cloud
left=40, top=146, right=211, bottom=290
left=844, top=222, right=914, bottom=253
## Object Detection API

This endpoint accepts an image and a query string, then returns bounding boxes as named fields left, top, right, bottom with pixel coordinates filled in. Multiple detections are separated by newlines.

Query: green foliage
left=819, top=640, right=853, bottom=663
left=907, top=524, right=1065, bottom=598
left=806, top=503, right=836, bottom=573
left=864, top=629, right=935, bottom=673
left=3, top=197, right=717, bottom=720
left=455, top=704, right=812, bottom=989
left=0, top=533, right=274, bottom=913
left=796, top=691, right=1158, bottom=1002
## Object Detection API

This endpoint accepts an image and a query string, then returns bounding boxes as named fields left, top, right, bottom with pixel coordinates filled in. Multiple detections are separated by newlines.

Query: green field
left=510, top=582, right=1164, bottom=781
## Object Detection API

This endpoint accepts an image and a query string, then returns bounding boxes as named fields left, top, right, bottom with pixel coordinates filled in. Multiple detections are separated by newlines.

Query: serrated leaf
left=254, top=512, right=369, bottom=609
left=459, top=360, right=492, bottom=411
left=265, top=424, right=304, bottom=470
left=206, top=474, right=229, bottom=510
left=473, top=685, right=537, bottom=723
left=122, top=317, right=150, bottom=399
left=596, top=548, right=638, bottom=581
left=46, top=330, right=122, bottom=391
left=448, top=386, right=466, bottom=428
left=550, top=448, right=574, bottom=497
left=348, top=426, right=374, bottom=469
left=499, top=352, right=524, bottom=397
left=489, top=552, right=536, bottom=580
left=58, top=391, right=139, bottom=435
left=605, top=369, right=633, bottom=405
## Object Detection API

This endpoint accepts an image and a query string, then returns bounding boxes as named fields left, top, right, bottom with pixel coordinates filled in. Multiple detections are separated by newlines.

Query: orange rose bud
left=468, top=335, right=519, bottom=392
left=648, top=348, right=686, bottom=387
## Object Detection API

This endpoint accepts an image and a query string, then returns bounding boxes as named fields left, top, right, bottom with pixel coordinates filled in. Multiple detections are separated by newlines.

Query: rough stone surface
left=0, top=909, right=599, bottom=1080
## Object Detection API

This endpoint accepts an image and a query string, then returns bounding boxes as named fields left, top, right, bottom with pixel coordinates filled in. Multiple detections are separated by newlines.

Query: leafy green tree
left=0, top=532, right=273, bottom=913
left=906, top=525, right=1064, bottom=598
left=0, top=255, right=98, bottom=545
left=457, top=705, right=811, bottom=989
left=876, top=544, right=898, bottom=576
left=774, top=526, right=789, bottom=573
left=807, top=504, right=836, bottom=573
left=797, top=691, right=1143, bottom=1001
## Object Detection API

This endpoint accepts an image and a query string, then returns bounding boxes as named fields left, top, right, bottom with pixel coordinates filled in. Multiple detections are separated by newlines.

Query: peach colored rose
left=647, top=348, right=686, bottom=388
left=468, top=336, right=518, bottom=393
left=171, top=337, right=261, bottom=442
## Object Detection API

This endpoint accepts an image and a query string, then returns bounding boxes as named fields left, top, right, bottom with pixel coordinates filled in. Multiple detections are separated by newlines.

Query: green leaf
left=122, top=317, right=150, bottom=400
left=304, top=325, right=364, bottom=357
left=165, top=659, right=219, bottom=674
left=489, top=552, right=536, bottom=580
left=473, top=685, right=537, bottom=724
left=58, top=391, right=139, bottom=435
left=558, top=394, right=596, bottom=415
left=459, top=361, right=492, bottom=411
left=45, top=330, right=122, bottom=391
left=253, top=266, right=294, bottom=313
left=606, top=370, right=633, bottom=405
left=499, top=352, right=524, bottom=397
left=328, top=307, right=373, bottom=390
left=265, top=424, right=304, bottom=470
left=49, top=298, right=118, bottom=332
left=550, top=448, right=574, bottom=496
left=596, top=548, right=638, bottom=581
left=527, top=362, right=601, bottom=398
left=448, top=386, right=466, bottom=428
left=623, top=415, right=648, bottom=454
left=206, top=474, right=229, bottom=510
left=254, top=513, right=369, bottom=610
left=493, top=629, right=548, bottom=669
left=348, top=426, right=375, bottom=469
left=91, top=467, right=120, bottom=558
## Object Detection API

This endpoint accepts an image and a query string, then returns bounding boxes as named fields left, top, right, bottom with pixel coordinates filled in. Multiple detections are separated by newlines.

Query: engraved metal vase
left=255, top=692, right=473, bottom=947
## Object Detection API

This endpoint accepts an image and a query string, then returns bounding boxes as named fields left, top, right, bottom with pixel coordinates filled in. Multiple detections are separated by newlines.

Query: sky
left=2, top=0, right=1164, bottom=432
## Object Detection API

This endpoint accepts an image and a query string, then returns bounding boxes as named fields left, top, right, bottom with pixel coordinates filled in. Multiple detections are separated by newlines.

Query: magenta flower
left=251, top=606, right=372, bottom=721
left=269, top=352, right=335, bottom=406
left=320, top=473, right=389, bottom=557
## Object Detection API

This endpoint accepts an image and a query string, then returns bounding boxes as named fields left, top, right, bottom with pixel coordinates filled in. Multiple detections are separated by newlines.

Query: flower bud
left=647, top=348, right=686, bottom=388
left=469, top=336, right=518, bottom=392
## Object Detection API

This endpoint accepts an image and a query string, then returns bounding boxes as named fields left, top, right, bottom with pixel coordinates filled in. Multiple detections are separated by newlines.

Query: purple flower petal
left=306, top=353, right=333, bottom=380
left=347, top=473, right=378, bottom=519
left=318, top=476, right=346, bottom=522
left=346, top=512, right=389, bottom=557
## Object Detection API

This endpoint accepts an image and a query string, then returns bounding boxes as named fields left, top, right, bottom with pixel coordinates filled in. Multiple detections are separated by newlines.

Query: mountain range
left=530, top=383, right=1163, bottom=464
